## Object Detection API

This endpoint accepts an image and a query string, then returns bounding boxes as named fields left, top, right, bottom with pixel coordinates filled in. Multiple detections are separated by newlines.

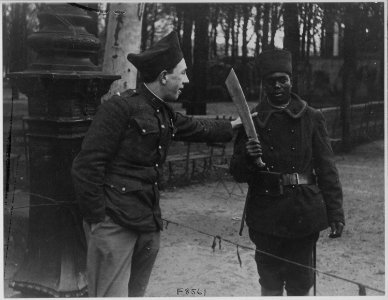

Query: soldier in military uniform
left=230, top=49, right=345, bottom=296
left=72, top=31, right=245, bottom=297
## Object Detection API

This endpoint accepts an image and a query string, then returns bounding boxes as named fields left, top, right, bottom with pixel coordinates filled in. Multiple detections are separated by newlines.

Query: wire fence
left=4, top=188, right=385, bottom=296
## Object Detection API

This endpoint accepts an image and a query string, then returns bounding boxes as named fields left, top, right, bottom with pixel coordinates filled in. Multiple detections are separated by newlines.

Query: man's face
left=164, top=58, right=189, bottom=101
left=263, top=72, right=292, bottom=105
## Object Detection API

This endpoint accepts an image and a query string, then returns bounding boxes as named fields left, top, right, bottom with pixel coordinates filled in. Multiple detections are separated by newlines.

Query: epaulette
left=120, top=89, right=139, bottom=98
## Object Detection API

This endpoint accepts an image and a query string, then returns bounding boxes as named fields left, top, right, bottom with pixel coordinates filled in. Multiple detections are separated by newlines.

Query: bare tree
left=140, top=3, right=151, bottom=51
left=233, top=4, right=241, bottom=59
left=229, top=5, right=237, bottom=60
left=209, top=4, right=220, bottom=59
left=241, top=4, right=251, bottom=63
left=300, top=3, right=308, bottom=58
left=187, top=3, right=210, bottom=115
left=320, top=3, right=336, bottom=57
left=262, top=3, right=270, bottom=51
left=283, top=3, right=300, bottom=93
left=306, top=3, right=314, bottom=59
left=102, top=3, right=143, bottom=100
left=270, top=3, right=282, bottom=49
left=254, top=3, right=263, bottom=56
left=180, top=4, right=194, bottom=108
left=219, top=4, right=230, bottom=57
left=341, top=4, right=359, bottom=151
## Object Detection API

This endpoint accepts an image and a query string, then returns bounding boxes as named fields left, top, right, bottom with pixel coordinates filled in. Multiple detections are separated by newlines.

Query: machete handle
left=254, top=156, right=266, bottom=168
left=248, top=136, right=265, bottom=168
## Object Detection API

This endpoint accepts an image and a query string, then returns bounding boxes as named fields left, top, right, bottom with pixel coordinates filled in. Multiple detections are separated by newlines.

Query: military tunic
left=72, top=84, right=233, bottom=232
left=230, top=93, right=344, bottom=238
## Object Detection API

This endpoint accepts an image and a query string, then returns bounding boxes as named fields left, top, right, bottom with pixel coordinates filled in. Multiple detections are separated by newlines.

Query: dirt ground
left=4, top=139, right=385, bottom=297
left=145, top=139, right=385, bottom=297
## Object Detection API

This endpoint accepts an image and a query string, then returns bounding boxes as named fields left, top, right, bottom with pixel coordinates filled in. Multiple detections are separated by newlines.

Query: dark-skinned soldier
left=230, top=49, right=345, bottom=296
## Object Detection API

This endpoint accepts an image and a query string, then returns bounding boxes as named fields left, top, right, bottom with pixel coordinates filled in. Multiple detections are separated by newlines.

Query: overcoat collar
left=253, top=93, right=307, bottom=128
left=142, top=83, right=166, bottom=109
left=141, top=83, right=175, bottom=119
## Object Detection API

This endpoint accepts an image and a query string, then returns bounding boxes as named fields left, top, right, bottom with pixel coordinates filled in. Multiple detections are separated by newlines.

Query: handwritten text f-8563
left=177, top=288, right=207, bottom=296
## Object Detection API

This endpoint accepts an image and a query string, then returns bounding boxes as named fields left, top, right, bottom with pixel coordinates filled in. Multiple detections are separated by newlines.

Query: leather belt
left=281, top=172, right=315, bottom=186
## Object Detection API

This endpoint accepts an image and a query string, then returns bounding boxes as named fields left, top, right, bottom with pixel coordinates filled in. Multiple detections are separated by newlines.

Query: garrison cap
left=256, top=49, right=292, bottom=78
left=127, top=31, right=183, bottom=77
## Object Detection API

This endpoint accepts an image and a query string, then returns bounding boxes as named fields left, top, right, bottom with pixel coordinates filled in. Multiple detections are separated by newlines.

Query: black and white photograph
left=3, top=1, right=386, bottom=297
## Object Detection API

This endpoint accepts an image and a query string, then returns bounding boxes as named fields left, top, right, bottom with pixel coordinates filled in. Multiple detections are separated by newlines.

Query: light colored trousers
left=83, top=216, right=160, bottom=297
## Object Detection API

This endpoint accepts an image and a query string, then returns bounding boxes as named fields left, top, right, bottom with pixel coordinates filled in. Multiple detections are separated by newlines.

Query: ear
left=159, top=70, right=168, bottom=85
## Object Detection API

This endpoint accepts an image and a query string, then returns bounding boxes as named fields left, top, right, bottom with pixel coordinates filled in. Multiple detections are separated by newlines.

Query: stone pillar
left=8, top=4, right=120, bottom=296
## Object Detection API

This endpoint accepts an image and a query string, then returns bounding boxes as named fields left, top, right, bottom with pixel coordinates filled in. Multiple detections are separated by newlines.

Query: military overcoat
left=72, top=84, right=233, bottom=232
left=230, top=93, right=344, bottom=238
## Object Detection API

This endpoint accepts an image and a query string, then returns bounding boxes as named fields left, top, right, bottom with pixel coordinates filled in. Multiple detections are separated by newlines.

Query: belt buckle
left=290, top=173, right=299, bottom=185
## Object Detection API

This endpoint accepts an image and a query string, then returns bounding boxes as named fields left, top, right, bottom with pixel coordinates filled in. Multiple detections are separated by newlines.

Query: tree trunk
left=301, top=4, right=307, bottom=59
left=254, top=3, right=263, bottom=56
left=186, top=4, right=210, bottom=115
left=150, top=4, right=158, bottom=45
left=242, top=5, right=250, bottom=63
left=321, top=4, right=334, bottom=57
left=210, top=4, right=220, bottom=58
left=341, top=3, right=358, bottom=152
left=312, top=6, right=319, bottom=56
left=234, top=5, right=241, bottom=58
left=223, top=5, right=231, bottom=57
left=182, top=4, right=194, bottom=68
left=283, top=3, right=300, bottom=93
left=224, top=24, right=230, bottom=57
left=175, top=4, right=184, bottom=37
left=181, top=4, right=194, bottom=108
left=141, top=3, right=150, bottom=51
left=102, top=3, right=143, bottom=100
left=229, top=5, right=236, bottom=61
left=306, top=3, right=314, bottom=59
left=270, top=4, right=278, bottom=49
left=262, top=3, right=270, bottom=51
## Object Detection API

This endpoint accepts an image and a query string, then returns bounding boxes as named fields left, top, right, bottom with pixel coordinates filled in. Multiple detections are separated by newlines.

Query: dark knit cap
left=256, top=49, right=292, bottom=78
left=127, top=31, right=183, bottom=76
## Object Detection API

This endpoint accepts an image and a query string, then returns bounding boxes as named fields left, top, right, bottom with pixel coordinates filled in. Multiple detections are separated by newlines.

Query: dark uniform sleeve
left=71, top=96, right=130, bottom=224
left=312, top=110, right=345, bottom=225
left=173, top=112, right=233, bottom=143
left=229, top=127, right=257, bottom=183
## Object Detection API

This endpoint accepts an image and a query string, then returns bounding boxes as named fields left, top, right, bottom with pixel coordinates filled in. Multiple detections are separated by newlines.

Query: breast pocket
left=123, top=117, right=160, bottom=160
left=132, top=118, right=159, bottom=136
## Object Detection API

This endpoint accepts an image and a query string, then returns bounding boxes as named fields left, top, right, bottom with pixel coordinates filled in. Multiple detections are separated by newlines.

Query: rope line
left=5, top=189, right=384, bottom=295
left=5, top=190, right=78, bottom=211
left=161, top=217, right=385, bottom=295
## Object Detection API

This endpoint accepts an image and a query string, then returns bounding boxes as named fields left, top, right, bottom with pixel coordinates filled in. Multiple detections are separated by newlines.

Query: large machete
left=225, top=68, right=265, bottom=235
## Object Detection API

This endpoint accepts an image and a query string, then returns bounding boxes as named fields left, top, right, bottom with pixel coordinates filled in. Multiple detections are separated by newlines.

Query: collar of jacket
left=141, top=83, right=175, bottom=119
left=254, top=93, right=307, bottom=128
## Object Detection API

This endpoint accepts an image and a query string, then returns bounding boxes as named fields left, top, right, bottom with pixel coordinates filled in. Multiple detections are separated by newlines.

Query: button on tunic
left=72, top=84, right=234, bottom=232
left=230, top=94, right=344, bottom=238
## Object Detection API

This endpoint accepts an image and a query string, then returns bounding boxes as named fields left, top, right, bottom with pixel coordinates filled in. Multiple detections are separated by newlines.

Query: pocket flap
left=131, top=118, right=159, bottom=135
left=104, top=174, right=143, bottom=194
left=303, top=184, right=321, bottom=194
